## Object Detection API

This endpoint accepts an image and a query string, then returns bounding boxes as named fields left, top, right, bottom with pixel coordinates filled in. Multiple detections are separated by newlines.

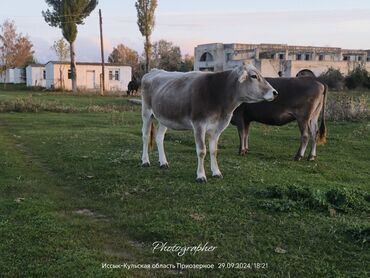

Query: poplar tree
left=135, top=0, right=157, bottom=73
left=42, top=0, right=98, bottom=92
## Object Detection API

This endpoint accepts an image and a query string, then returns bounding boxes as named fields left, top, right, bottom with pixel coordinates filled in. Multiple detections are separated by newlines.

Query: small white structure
left=5, top=68, right=15, bottom=83
left=26, top=64, right=46, bottom=87
left=45, top=61, right=132, bottom=91
left=13, top=67, right=26, bottom=84
left=0, top=71, right=5, bottom=83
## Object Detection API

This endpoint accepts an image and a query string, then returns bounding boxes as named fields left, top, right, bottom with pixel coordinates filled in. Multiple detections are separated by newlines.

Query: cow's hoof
left=160, top=163, right=169, bottom=169
left=141, top=162, right=150, bottom=167
left=239, top=149, right=249, bottom=156
left=294, top=155, right=303, bottom=161
left=308, top=155, right=316, bottom=161
left=212, top=174, right=223, bottom=179
left=196, top=177, right=207, bottom=183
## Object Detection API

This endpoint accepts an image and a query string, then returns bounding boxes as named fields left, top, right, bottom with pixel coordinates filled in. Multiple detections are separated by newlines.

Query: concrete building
left=13, top=67, right=26, bottom=84
left=26, top=64, right=46, bottom=87
left=45, top=61, right=132, bottom=91
left=194, top=43, right=370, bottom=77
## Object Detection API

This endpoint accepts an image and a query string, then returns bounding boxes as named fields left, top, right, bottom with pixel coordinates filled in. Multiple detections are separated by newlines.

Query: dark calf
left=127, top=79, right=140, bottom=96
left=231, top=77, right=327, bottom=161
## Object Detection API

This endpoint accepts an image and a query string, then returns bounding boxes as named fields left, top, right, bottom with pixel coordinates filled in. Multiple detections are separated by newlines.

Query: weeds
left=0, top=96, right=140, bottom=113
left=326, top=94, right=369, bottom=121
left=256, top=185, right=369, bottom=213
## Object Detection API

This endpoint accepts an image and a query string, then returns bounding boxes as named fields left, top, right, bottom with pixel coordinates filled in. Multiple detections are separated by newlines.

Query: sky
left=0, top=0, right=369, bottom=63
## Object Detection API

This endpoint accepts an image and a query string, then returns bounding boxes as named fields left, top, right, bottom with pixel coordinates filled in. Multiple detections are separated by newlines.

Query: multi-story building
left=194, top=43, right=370, bottom=77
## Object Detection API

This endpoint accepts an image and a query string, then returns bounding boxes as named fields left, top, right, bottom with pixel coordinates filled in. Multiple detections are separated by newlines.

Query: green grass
left=0, top=89, right=369, bottom=277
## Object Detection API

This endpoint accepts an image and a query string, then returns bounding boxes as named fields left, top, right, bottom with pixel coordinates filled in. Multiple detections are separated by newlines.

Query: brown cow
left=231, top=77, right=327, bottom=161
left=141, top=64, right=278, bottom=182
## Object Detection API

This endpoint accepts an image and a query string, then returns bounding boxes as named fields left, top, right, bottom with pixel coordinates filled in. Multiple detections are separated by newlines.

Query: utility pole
left=99, top=9, right=105, bottom=95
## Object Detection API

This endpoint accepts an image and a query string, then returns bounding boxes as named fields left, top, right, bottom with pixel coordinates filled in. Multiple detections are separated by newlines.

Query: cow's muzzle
left=264, top=90, right=278, bottom=101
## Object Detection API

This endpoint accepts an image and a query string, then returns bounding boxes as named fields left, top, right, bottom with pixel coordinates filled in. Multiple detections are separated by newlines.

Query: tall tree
left=42, top=0, right=98, bottom=92
left=51, top=38, right=70, bottom=89
left=135, top=0, right=157, bottom=73
left=151, top=39, right=182, bottom=71
left=108, top=44, right=139, bottom=74
left=0, top=19, right=35, bottom=72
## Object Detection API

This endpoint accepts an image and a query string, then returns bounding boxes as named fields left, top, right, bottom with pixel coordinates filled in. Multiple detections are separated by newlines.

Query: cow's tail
left=317, top=83, right=328, bottom=145
left=149, top=121, right=155, bottom=150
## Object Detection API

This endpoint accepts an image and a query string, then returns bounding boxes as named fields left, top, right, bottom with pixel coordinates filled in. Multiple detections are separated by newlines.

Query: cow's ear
left=238, top=66, right=248, bottom=83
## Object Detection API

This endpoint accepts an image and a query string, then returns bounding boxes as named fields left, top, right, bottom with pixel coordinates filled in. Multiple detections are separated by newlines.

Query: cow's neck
left=209, top=71, right=241, bottom=116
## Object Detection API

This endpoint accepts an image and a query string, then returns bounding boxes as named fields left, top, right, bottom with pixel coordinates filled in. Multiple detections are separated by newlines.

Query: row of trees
left=108, top=41, right=194, bottom=78
left=320, top=66, right=370, bottom=90
left=1, top=0, right=190, bottom=91
left=42, top=0, right=190, bottom=91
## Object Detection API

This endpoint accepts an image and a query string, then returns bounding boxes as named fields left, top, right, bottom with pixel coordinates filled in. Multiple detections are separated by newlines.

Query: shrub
left=319, top=67, right=344, bottom=90
left=326, top=93, right=369, bottom=121
left=345, top=66, right=370, bottom=89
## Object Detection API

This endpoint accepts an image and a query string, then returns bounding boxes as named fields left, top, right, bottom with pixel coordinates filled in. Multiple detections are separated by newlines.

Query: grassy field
left=0, top=88, right=369, bottom=277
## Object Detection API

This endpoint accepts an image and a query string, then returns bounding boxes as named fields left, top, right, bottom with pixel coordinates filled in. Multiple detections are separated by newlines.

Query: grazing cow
left=230, top=77, right=327, bottom=161
left=127, top=79, right=140, bottom=95
left=141, top=63, right=278, bottom=182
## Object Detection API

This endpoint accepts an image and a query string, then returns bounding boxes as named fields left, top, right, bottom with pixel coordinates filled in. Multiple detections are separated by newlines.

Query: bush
left=319, top=67, right=344, bottom=90
left=345, top=66, right=370, bottom=89
left=326, top=93, right=369, bottom=121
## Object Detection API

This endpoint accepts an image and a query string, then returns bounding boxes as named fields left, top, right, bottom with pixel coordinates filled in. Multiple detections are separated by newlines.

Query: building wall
left=289, top=61, right=366, bottom=77
left=13, top=68, right=26, bottom=84
left=194, top=43, right=225, bottom=72
left=26, top=66, right=46, bottom=87
left=195, top=43, right=370, bottom=77
left=5, top=69, right=15, bottom=83
left=45, top=63, right=131, bottom=91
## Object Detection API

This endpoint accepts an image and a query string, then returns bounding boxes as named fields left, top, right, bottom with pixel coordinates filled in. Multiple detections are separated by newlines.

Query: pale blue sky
left=0, top=0, right=369, bottom=62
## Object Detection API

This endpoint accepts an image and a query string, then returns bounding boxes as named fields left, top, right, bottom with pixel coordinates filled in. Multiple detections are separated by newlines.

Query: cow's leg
left=242, top=121, right=251, bottom=155
left=156, top=123, right=169, bottom=168
left=194, top=125, right=207, bottom=183
left=294, top=121, right=310, bottom=161
left=237, top=119, right=246, bottom=155
left=209, top=132, right=222, bottom=178
left=308, top=116, right=320, bottom=161
left=141, top=105, right=152, bottom=167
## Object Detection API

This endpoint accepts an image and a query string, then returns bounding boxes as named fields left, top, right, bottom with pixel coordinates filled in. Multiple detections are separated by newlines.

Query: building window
left=367, top=57, right=370, bottom=62
left=305, top=54, right=310, bottom=61
left=279, top=54, right=284, bottom=60
left=109, top=70, right=120, bottom=81
left=68, top=69, right=72, bottom=79
left=358, top=56, right=362, bottom=61
left=343, top=56, right=348, bottom=61
left=297, top=54, right=302, bottom=60
left=319, top=54, right=324, bottom=61
left=200, top=52, right=214, bottom=62
left=43, top=70, right=46, bottom=79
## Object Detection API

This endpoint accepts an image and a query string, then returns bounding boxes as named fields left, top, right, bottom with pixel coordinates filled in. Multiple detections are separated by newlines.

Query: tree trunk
left=70, top=41, right=77, bottom=92
left=145, top=35, right=150, bottom=73
left=59, top=66, right=64, bottom=90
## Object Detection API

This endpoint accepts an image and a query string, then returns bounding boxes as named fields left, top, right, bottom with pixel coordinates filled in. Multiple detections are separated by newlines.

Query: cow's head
left=235, top=63, right=278, bottom=103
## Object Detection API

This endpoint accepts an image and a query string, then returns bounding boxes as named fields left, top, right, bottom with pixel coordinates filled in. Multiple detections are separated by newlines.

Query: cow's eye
left=251, top=75, right=258, bottom=79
